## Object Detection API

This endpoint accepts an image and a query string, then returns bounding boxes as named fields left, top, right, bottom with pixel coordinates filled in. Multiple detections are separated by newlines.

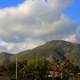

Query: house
left=48, top=64, right=64, bottom=79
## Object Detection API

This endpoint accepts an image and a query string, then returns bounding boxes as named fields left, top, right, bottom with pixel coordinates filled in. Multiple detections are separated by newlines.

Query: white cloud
left=0, top=0, right=78, bottom=53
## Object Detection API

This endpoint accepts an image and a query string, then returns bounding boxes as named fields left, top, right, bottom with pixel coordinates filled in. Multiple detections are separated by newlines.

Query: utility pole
left=16, top=56, right=17, bottom=80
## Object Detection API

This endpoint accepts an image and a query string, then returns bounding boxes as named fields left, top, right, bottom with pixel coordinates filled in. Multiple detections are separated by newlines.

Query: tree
left=17, top=56, right=49, bottom=80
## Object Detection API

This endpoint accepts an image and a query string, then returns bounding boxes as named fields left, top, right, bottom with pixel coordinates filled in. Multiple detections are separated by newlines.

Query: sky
left=65, top=0, right=80, bottom=23
left=0, top=0, right=80, bottom=53
left=0, top=0, right=24, bottom=8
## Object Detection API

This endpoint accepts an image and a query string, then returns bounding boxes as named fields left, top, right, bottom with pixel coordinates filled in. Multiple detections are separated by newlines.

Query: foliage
left=0, top=56, right=80, bottom=80
left=17, top=56, right=49, bottom=80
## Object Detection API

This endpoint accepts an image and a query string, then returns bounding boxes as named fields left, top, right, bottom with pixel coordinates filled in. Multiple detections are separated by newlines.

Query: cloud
left=0, top=0, right=78, bottom=53
left=75, top=27, right=80, bottom=43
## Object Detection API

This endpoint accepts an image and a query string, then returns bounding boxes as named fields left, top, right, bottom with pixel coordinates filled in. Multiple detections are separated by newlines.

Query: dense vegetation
left=0, top=56, right=80, bottom=80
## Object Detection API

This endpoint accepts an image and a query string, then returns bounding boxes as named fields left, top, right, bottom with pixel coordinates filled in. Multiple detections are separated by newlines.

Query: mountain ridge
left=0, top=40, right=80, bottom=66
left=16, top=40, right=80, bottom=66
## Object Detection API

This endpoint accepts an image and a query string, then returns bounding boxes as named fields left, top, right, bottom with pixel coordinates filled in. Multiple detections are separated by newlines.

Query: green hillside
left=16, top=40, right=80, bottom=66
left=0, top=40, right=80, bottom=66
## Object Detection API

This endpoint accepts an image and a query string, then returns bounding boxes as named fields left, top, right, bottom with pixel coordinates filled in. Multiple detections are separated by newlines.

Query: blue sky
left=0, top=0, right=24, bottom=8
left=65, top=0, right=80, bottom=23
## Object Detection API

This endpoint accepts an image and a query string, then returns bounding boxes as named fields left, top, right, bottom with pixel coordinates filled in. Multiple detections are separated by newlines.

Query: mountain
left=0, top=40, right=80, bottom=66
left=0, top=52, right=13, bottom=64
left=16, top=40, right=80, bottom=66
